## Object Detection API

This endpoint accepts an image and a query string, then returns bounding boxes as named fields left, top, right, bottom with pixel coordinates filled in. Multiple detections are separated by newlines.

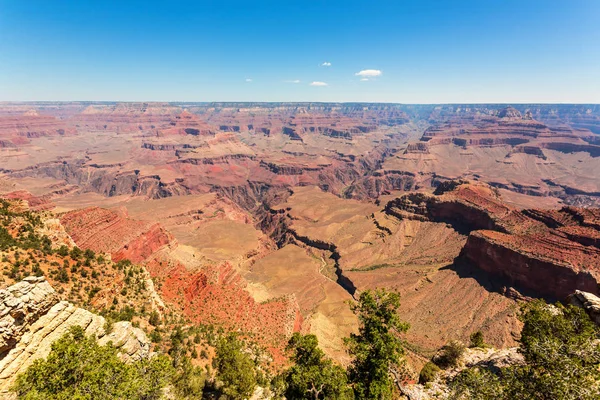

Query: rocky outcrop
left=384, top=184, right=513, bottom=233
left=0, top=277, right=150, bottom=393
left=1, top=191, right=54, bottom=211
left=404, top=142, right=430, bottom=154
left=461, top=230, right=600, bottom=299
left=401, top=347, right=524, bottom=400
left=420, top=108, right=600, bottom=159
left=497, top=106, right=522, bottom=119
left=0, top=112, right=75, bottom=147
left=74, top=102, right=179, bottom=133
left=0, top=277, right=58, bottom=356
left=567, top=290, right=600, bottom=325
left=386, top=182, right=600, bottom=300
left=158, top=110, right=215, bottom=136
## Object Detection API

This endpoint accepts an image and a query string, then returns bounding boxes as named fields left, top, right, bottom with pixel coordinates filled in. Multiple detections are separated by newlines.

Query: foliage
left=12, top=326, right=173, bottom=400
left=214, top=333, right=257, bottom=399
left=0, top=226, right=16, bottom=250
left=434, top=340, right=465, bottom=369
left=103, top=305, right=136, bottom=322
left=282, top=333, right=353, bottom=399
left=69, top=246, right=83, bottom=260
left=450, top=299, right=600, bottom=400
left=56, top=245, right=69, bottom=257
left=171, top=355, right=206, bottom=399
left=451, top=366, right=505, bottom=400
left=149, top=310, right=161, bottom=326
left=344, top=289, right=409, bottom=400
left=419, top=361, right=441, bottom=384
left=469, top=331, right=486, bottom=348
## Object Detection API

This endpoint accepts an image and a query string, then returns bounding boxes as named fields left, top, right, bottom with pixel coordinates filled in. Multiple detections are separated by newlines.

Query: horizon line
left=1, top=100, right=600, bottom=106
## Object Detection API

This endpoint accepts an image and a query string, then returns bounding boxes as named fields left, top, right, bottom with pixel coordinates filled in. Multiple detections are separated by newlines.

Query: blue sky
left=1, top=0, right=599, bottom=103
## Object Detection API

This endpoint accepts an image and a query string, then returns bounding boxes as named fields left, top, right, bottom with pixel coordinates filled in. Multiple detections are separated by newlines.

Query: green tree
left=469, top=331, right=485, bottom=348
left=214, top=333, right=257, bottom=399
left=69, top=246, right=83, bottom=260
left=149, top=310, right=161, bottom=326
left=345, top=289, right=410, bottom=400
left=283, top=333, right=353, bottom=400
left=451, top=300, right=600, bottom=399
left=171, top=355, right=206, bottom=398
left=12, top=325, right=173, bottom=399
left=56, top=245, right=69, bottom=257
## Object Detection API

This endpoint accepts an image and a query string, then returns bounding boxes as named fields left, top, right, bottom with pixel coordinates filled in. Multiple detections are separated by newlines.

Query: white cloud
left=284, top=80, right=301, bottom=84
left=355, top=69, right=382, bottom=78
left=245, top=78, right=253, bottom=82
left=310, top=81, right=328, bottom=86
left=320, top=62, right=332, bottom=67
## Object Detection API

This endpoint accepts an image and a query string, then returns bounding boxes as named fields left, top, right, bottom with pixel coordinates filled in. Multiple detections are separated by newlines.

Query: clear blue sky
left=1, top=0, right=599, bottom=103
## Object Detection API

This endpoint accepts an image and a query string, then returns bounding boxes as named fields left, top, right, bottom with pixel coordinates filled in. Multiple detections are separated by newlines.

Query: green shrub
left=345, top=288, right=409, bottom=400
left=149, top=310, right=161, bottom=326
left=69, top=246, right=83, bottom=259
left=56, top=268, right=69, bottom=283
left=150, top=329, right=162, bottom=343
left=283, top=333, right=353, bottom=399
left=171, top=356, right=206, bottom=398
left=12, top=326, right=173, bottom=399
left=419, top=361, right=441, bottom=384
left=469, top=331, right=486, bottom=348
left=435, top=340, right=465, bottom=369
left=451, top=300, right=600, bottom=399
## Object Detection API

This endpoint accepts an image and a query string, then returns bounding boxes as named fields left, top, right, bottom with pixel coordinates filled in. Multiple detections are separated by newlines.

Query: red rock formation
left=0, top=111, right=75, bottom=146
left=462, top=230, right=600, bottom=299
left=59, top=205, right=302, bottom=364
left=73, top=103, right=179, bottom=133
left=158, top=110, right=215, bottom=137
left=386, top=182, right=600, bottom=299
left=146, top=259, right=302, bottom=365
left=419, top=108, right=598, bottom=159
left=1, top=191, right=54, bottom=211
left=59, top=207, right=173, bottom=263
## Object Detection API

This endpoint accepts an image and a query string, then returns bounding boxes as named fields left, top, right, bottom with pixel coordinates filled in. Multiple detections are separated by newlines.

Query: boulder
left=567, top=290, right=600, bottom=325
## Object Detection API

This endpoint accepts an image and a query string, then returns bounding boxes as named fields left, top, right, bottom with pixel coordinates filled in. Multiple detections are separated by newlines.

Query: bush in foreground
left=12, top=325, right=173, bottom=399
left=419, top=361, right=441, bottom=384
left=282, top=333, right=353, bottom=399
left=451, top=300, right=600, bottom=399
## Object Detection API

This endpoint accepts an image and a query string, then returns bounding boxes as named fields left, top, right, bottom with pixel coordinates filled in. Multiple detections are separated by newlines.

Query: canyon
left=1, top=102, right=599, bottom=372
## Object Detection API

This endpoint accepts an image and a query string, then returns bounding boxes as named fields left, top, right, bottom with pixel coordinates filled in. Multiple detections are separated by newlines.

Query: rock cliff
left=0, top=277, right=150, bottom=393
left=386, top=182, right=600, bottom=300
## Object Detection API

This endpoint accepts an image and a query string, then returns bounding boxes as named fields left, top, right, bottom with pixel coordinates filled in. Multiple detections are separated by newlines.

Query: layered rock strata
left=385, top=182, right=600, bottom=300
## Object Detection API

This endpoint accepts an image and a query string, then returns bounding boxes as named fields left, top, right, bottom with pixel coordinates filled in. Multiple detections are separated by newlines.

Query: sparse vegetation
left=469, top=331, right=486, bottom=348
left=451, top=300, right=600, bottom=399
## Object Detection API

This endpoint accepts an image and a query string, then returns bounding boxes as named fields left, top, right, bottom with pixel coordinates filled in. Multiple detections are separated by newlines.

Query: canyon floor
left=1, top=102, right=599, bottom=370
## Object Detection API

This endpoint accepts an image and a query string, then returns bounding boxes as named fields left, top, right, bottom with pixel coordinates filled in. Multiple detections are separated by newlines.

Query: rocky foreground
left=0, top=277, right=150, bottom=394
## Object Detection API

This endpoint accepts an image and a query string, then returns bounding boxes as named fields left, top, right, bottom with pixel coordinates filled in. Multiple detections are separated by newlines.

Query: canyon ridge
left=1, top=101, right=599, bottom=385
